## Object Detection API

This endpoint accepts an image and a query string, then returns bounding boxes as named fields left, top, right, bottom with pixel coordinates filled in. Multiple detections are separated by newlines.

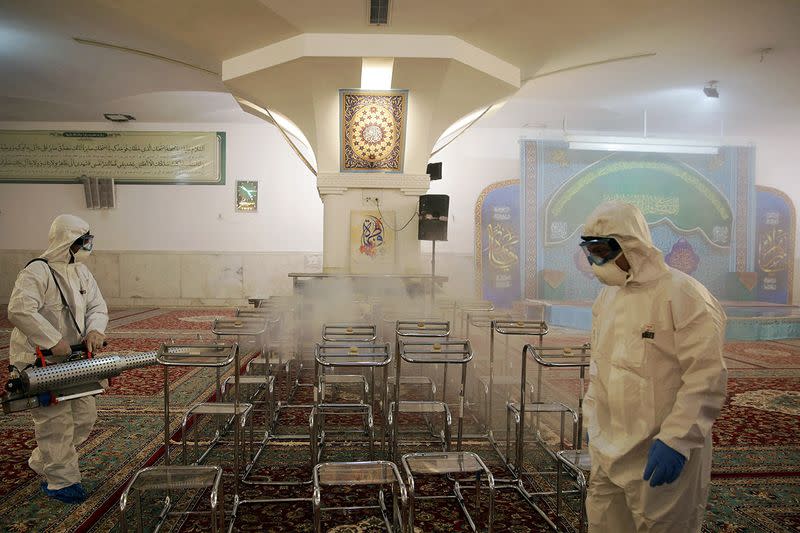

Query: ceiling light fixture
left=360, top=57, right=394, bottom=90
left=703, top=80, right=719, bottom=98
left=103, top=113, right=136, bottom=122
left=566, top=135, right=720, bottom=155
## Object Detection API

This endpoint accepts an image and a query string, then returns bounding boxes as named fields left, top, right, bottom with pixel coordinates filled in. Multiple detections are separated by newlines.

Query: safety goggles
left=579, top=236, right=622, bottom=266
left=76, top=233, right=94, bottom=251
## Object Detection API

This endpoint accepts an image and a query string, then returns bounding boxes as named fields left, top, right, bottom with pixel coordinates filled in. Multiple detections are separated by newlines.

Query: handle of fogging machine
left=39, top=341, right=108, bottom=357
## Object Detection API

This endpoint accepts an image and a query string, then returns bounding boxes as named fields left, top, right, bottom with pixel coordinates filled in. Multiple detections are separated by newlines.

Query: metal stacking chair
left=402, top=451, right=495, bottom=532
left=219, top=315, right=276, bottom=434
left=455, top=300, right=494, bottom=337
left=392, top=338, right=472, bottom=460
left=313, top=461, right=407, bottom=533
left=235, top=308, right=285, bottom=401
left=317, top=324, right=379, bottom=407
left=208, top=319, right=283, bottom=531
left=461, top=311, right=514, bottom=436
left=313, top=341, right=390, bottom=458
left=503, top=344, right=589, bottom=530
left=385, top=321, right=449, bottom=434
left=119, top=466, right=225, bottom=533
left=481, top=320, right=548, bottom=457
left=222, top=374, right=275, bottom=439
left=118, top=342, right=237, bottom=532
left=310, top=402, right=375, bottom=464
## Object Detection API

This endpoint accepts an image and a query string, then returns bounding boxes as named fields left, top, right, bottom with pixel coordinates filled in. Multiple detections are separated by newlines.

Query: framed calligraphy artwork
left=0, top=130, right=225, bottom=184
left=235, top=180, right=258, bottom=212
left=340, top=89, right=407, bottom=172
left=755, top=186, right=795, bottom=303
left=350, top=210, right=396, bottom=274
left=474, top=180, right=521, bottom=307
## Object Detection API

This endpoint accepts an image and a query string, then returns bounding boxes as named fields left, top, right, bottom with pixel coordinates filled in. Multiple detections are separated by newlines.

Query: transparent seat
left=395, top=400, right=450, bottom=414
left=181, top=402, right=254, bottom=468
left=313, top=461, right=407, bottom=532
left=401, top=452, right=495, bottom=532
left=321, top=323, right=377, bottom=342
left=403, top=451, right=485, bottom=475
left=316, top=460, right=402, bottom=486
left=157, top=343, right=236, bottom=367
left=119, top=465, right=225, bottom=532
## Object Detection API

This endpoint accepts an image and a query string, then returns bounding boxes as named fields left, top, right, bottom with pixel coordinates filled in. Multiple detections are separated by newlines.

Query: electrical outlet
left=362, top=191, right=380, bottom=206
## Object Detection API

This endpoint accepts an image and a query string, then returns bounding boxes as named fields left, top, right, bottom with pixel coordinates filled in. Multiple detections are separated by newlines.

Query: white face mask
left=592, top=260, right=629, bottom=286
left=72, top=248, right=91, bottom=263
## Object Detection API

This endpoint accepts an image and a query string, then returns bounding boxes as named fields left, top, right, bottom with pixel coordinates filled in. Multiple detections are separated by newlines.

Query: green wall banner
left=0, top=130, right=225, bottom=184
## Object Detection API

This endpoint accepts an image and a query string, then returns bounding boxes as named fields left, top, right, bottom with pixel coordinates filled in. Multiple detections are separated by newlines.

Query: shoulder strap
left=25, top=257, right=48, bottom=268
left=25, top=257, right=84, bottom=337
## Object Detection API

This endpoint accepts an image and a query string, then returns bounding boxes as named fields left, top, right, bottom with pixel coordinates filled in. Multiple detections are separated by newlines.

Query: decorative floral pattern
left=713, top=377, right=800, bottom=447
left=724, top=341, right=800, bottom=369
left=341, top=90, right=407, bottom=172
left=731, top=389, right=800, bottom=416
left=665, top=237, right=700, bottom=274
left=117, top=309, right=234, bottom=330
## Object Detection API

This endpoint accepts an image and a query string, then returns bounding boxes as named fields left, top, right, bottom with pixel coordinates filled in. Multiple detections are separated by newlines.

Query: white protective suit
left=8, top=214, right=108, bottom=490
left=583, top=202, right=728, bottom=532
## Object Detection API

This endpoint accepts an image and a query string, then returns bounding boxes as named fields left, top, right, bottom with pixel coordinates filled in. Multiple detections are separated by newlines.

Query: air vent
left=369, top=0, right=389, bottom=25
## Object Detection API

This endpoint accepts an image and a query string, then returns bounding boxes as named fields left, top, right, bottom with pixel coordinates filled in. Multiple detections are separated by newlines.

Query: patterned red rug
left=0, top=307, right=799, bottom=532
left=114, top=308, right=235, bottom=331
left=0, top=332, right=222, bottom=533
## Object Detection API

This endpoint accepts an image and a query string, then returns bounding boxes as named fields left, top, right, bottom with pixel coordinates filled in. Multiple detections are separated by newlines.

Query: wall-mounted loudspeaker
left=426, top=162, right=442, bottom=181
left=418, top=194, right=449, bottom=241
left=81, top=175, right=116, bottom=209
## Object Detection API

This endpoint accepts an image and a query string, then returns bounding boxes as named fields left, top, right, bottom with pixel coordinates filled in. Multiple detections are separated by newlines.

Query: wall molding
left=317, top=172, right=430, bottom=196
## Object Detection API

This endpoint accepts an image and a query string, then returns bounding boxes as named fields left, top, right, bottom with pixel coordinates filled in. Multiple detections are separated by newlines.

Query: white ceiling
left=0, top=0, right=797, bottom=137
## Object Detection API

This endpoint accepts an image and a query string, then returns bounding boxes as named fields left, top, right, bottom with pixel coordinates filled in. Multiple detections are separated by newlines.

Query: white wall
left=0, top=120, right=325, bottom=305
left=0, top=121, right=323, bottom=252
left=2, top=120, right=798, bottom=304
left=426, top=127, right=523, bottom=256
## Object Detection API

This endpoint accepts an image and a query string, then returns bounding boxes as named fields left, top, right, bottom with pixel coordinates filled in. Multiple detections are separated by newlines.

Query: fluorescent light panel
left=361, top=57, right=394, bottom=90
left=566, top=136, right=719, bottom=155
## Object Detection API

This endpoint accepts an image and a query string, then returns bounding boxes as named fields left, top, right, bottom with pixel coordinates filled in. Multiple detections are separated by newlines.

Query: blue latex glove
left=40, top=482, right=87, bottom=504
left=643, top=439, right=686, bottom=487
left=37, top=392, right=53, bottom=407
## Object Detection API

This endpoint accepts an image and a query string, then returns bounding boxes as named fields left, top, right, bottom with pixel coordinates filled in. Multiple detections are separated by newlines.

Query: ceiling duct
left=369, top=0, right=389, bottom=25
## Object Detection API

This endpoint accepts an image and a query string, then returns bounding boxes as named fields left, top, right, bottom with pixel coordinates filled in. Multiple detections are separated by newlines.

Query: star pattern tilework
left=341, top=90, right=407, bottom=171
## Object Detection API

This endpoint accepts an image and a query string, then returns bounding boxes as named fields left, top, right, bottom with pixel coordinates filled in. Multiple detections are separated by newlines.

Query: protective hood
left=41, top=214, right=90, bottom=264
left=582, top=201, right=669, bottom=286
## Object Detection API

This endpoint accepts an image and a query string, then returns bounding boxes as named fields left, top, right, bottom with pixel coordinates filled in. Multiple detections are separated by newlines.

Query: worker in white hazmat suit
left=579, top=201, right=727, bottom=532
left=8, top=214, right=108, bottom=504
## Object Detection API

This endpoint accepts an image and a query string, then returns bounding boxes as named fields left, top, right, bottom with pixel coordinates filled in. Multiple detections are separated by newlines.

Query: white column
left=317, top=172, right=430, bottom=275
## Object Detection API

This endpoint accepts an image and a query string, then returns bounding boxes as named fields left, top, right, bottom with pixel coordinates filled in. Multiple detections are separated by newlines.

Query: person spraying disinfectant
left=7, top=214, right=108, bottom=504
